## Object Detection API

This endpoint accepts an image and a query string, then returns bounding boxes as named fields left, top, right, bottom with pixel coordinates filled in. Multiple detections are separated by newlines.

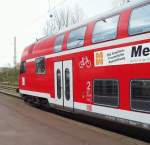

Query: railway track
left=0, top=83, right=20, bottom=98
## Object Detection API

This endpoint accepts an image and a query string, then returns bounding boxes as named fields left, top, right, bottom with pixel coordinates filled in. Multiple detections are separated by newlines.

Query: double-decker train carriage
left=19, top=0, right=150, bottom=130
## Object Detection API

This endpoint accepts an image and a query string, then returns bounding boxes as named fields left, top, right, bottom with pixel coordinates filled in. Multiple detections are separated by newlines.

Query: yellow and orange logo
left=95, top=51, right=103, bottom=66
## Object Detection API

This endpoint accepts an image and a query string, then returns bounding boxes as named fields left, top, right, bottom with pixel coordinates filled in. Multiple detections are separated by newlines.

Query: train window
left=35, top=57, right=45, bottom=74
left=131, top=80, right=150, bottom=113
left=57, top=69, right=61, bottom=99
left=20, top=61, right=26, bottom=74
left=93, top=80, right=119, bottom=107
left=129, top=4, right=150, bottom=35
left=92, top=15, right=119, bottom=43
left=54, top=34, right=64, bottom=52
left=67, top=26, right=87, bottom=49
left=65, top=68, right=70, bottom=101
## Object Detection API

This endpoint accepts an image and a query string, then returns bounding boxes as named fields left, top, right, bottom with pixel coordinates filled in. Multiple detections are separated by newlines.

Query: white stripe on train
left=26, top=33, right=150, bottom=63
left=20, top=89, right=150, bottom=125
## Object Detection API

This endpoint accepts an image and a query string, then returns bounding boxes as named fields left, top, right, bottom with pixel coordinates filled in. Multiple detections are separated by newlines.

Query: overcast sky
left=0, top=0, right=115, bottom=67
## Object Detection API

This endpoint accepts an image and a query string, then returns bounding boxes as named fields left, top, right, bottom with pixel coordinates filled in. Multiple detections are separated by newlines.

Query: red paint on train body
left=19, top=0, right=150, bottom=130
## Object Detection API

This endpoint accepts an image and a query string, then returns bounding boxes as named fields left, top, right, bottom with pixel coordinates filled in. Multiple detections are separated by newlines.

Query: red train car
left=19, top=0, right=150, bottom=130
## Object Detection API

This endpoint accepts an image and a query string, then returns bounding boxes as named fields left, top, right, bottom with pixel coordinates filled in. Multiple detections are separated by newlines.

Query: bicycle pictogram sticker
left=79, top=56, right=92, bottom=69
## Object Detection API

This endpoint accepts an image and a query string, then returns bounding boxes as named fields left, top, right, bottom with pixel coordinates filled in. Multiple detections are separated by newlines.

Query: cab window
left=20, top=62, right=26, bottom=74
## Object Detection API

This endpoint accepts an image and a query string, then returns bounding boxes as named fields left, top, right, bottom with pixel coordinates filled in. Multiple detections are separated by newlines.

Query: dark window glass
left=65, top=68, right=70, bottom=101
left=94, top=80, right=119, bottom=107
left=93, top=15, right=119, bottom=43
left=57, top=69, right=61, bottom=99
left=131, top=80, right=150, bottom=112
left=67, top=26, right=87, bottom=49
left=20, top=61, right=26, bottom=74
left=36, top=57, right=45, bottom=74
left=129, top=4, right=150, bottom=35
left=54, top=34, right=64, bottom=52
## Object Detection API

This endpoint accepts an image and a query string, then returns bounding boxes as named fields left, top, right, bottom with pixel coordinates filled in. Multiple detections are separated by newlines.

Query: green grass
left=0, top=68, right=19, bottom=85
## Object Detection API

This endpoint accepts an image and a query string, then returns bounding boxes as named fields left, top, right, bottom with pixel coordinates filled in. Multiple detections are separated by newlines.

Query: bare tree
left=43, top=5, right=85, bottom=36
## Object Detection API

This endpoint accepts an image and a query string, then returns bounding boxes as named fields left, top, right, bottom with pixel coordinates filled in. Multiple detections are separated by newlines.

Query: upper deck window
left=35, top=57, right=45, bottom=74
left=54, top=34, right=64, bottom=52
left=129, top=4, right=150, bottom=35
left=67, top=26, right=87, bottom=49
left=92, top=15, right=119, bottom=43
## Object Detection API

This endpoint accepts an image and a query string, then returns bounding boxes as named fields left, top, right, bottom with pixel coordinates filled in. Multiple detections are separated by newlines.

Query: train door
left=63, top=60, right=73, bottom=109
left=54, top=61, right=63, bottom=106
left=54, top=60, right=74, bottom=109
